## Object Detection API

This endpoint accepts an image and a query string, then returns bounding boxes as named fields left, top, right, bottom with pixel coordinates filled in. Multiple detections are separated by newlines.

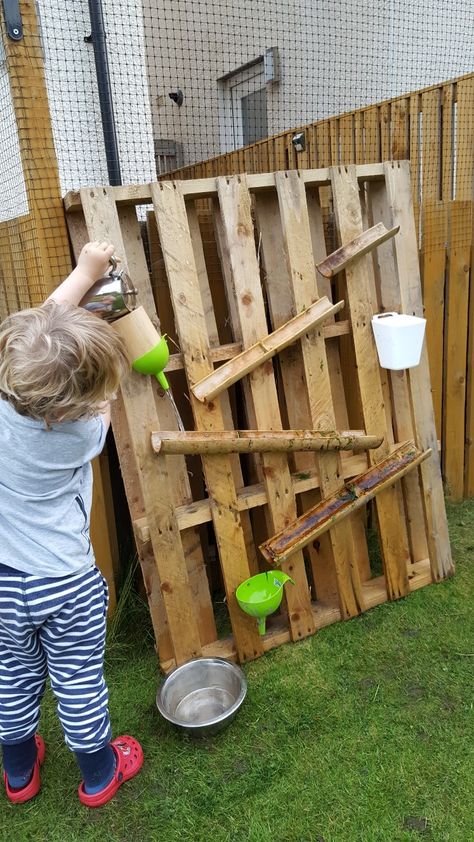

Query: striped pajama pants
left=0, top=563, right=111, bottom=753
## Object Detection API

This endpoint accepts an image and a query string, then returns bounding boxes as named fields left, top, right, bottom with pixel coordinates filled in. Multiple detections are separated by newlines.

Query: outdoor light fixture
left=292, top=132, right=306, bottom=153
left=169, top=89, right=183, bottom=107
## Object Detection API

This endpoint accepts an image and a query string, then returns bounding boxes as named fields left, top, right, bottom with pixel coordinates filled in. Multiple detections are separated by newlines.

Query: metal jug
left=79, top=256, right=138, bottom=322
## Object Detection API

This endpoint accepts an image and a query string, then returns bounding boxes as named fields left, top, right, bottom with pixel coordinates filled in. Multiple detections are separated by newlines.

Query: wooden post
left=151, top=430, right=383, bottom=455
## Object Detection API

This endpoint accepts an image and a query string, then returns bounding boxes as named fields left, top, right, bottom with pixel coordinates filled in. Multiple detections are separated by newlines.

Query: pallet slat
left=330, top=165, right=412, bottom=600
left=151, top=180, right=264, bottom=662
left=383, top=161, right=453, bottom=580
left=216, top=174, right=316, bottom=640
left=79, top=188, right=206, bottom=664
left=274, top=170, right=366, bottom=617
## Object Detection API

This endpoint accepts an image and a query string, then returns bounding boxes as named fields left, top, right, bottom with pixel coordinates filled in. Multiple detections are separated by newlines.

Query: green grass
left=2, top=501, right=474, bottom=841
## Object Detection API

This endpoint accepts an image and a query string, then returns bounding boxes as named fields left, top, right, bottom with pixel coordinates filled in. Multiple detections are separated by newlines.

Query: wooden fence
left=166, top=73, right=474, bottom=499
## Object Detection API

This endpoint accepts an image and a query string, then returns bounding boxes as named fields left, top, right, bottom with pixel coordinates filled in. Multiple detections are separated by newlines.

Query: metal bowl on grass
left=156, top=657, right=247, bottom=737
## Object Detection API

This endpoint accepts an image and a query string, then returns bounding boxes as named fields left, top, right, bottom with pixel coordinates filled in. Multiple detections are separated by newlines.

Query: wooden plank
left=255, top=184, right=352, bottom=606
left=380, top=102, right=391, bottom=160
left=63, top=165, right=387, bottom=212
left=339, top=115, right=355, bottom=164
left=391, top=98, right=409, bottom=160
left=151, top=430, right=383, bottom=455
left=254, top=188, right=350, bottom=604
left=464, top=205, right=474, bottom=496
left=187, top=200, right=259, bottom=575
left=368, top=179, right=430, bottom=564
left=354, top=112, right=364, bottom=165
left=211, top=194, right=269, bottom=552
left=316, top=223, right=399, bottom=278
left=79, top=187, right=206, bottom=664
left=383, top=161, right=453, bottom=580
left=273, top=135, right=287, bottom=170
left=150, top=180, right=264, bottom=661
left=441, top=84, right=454, bottom=202
left=0, top=222, right=20, bottom=314
left=330, top=165, right=411, bottom=600
left=420, top=90, right=445, bottom=433
left=273, top=170, right=366, bottom=617
left=216, top=175, right=316, bottom=640
left=134, top=452, right=370, bottom=539
left=260, top=443, right=430, bottom=566
left=307, top=185, right=372, bottom=586
left=146, top=212, right=176, bottom=340
left=192, top=297, right=343, bottom=401
left=409, top=93, right=421, bottom=232
left=422, top=89, right=442, bottom=202
left=444, top=201, right=472, bottom=499
left=363, top=108, right=380, bottom=163
left=315, top=122, right=331, bottom=167
left=422, top=202, right=448, bottom=434
left=117, top=204, right=217, bottom=644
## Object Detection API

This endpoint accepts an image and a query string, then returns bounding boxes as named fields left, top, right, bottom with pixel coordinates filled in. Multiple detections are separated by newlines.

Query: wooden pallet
left=65, top=161, right=453, bottom=673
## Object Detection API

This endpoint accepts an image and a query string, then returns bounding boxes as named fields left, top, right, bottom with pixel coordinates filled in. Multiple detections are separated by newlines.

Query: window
left=218, top=50, right=278, bottom=152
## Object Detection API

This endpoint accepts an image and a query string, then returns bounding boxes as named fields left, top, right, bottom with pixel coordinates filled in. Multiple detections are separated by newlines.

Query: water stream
left=165, top=388, right=186, bottom=432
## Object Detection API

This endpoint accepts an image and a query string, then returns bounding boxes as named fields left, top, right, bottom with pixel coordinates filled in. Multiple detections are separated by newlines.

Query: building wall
left=0, top=40, right=28, bottom=222
left=143, top=0, right=474, bottom=166
left=38, top=0, right=156, bottom=193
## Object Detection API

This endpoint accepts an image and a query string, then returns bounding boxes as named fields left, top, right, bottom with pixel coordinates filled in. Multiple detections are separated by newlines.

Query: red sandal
left=4, top=734, right=46, bottom=804
left=78, top=735, right=143, bottom=808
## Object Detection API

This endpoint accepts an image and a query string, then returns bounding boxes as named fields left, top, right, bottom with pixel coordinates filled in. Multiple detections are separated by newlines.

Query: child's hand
left=78, top=241, right=116, bottom=284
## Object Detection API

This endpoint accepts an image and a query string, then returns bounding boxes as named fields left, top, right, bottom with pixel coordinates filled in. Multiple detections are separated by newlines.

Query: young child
left=0, top=241, right=143, bottom=807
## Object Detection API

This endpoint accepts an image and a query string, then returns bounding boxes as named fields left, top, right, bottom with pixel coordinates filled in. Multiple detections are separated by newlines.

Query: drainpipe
left=87, top=0, right=122, bottom=185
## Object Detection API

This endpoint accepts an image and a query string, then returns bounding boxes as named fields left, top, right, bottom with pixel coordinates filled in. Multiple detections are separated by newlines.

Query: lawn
left=2, top=500, right=473, bottom=842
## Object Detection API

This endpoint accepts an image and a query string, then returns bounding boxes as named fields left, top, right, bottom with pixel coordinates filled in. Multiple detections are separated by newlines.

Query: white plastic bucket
left=371, top=312, right=426, bottom=370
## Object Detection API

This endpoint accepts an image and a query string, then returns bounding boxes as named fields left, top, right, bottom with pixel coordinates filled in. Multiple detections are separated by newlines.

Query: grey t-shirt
left=0, top=398, right=106, bottom=577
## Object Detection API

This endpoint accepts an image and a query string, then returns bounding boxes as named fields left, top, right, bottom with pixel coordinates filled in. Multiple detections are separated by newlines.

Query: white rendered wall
left=38, top=0, right=157, bottom=192
left=0, top=41, right=28, bottom=222
left=143, top=0, right=474, bottom=165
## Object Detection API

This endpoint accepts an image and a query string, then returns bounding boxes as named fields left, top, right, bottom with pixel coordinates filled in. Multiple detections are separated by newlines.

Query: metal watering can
left=79, top=256, right=138, bottom=322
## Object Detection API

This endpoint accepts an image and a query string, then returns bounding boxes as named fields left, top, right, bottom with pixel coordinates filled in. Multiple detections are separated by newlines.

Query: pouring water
left=166, top=389, right=185, bottom=432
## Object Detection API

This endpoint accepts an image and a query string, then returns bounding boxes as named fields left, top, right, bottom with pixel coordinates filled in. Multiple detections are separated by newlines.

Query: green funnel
left=235, top=571, right=295, bottom=635
left=132, top=335, right=170, bottom=390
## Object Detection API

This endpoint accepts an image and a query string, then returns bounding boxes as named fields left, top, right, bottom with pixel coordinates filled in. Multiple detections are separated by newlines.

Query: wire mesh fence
left=1, top=0, right=473, bottom=212
left=0, top=0, right=473, bottom=496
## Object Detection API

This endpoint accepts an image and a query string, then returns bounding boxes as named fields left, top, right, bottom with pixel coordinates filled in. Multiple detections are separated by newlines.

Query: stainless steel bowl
left=156, top=657, right=247, bottom=737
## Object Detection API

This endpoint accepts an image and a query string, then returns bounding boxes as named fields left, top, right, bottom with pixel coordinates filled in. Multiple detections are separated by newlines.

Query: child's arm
left=45, top=241, right=116, bottom=307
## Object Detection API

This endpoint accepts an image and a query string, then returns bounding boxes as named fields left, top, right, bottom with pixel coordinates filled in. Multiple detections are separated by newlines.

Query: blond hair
left=0, top=300, right=130, bottom=422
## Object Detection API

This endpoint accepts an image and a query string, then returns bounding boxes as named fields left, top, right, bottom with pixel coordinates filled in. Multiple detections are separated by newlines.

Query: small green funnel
left=132, top=335, right=170, bottom=390
left=235, top=571, right=295, bottom=635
